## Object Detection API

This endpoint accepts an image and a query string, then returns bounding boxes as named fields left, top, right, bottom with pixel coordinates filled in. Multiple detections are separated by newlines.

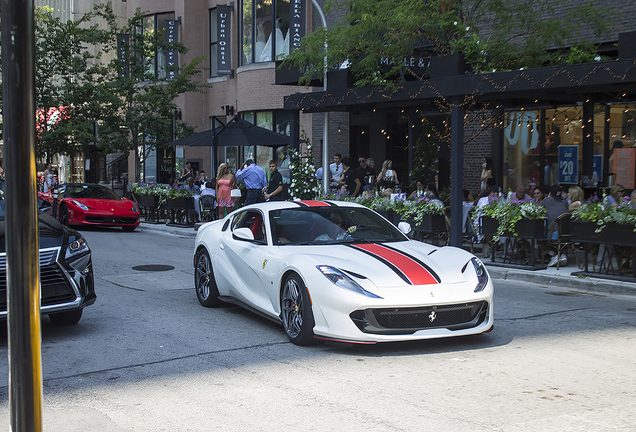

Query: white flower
left=594, top=56, right=601, bottom=61
left=466, top=26, right=470, bottom=31
left=453, top=21, right=458, bottom=25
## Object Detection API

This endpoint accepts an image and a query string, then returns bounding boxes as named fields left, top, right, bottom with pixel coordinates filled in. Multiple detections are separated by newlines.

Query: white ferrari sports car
left=193, top=200, right=494, bottom=345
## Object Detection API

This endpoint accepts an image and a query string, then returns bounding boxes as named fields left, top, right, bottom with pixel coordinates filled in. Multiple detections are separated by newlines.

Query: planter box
left=165, top=197, right=194, bottom=210
left=572, top=221, right=636, bottom=246
left=138, top=194, right=159, bottom=208
left=479, top=216, right=498, bottom=237
left=405, top=214, right=447, bottom=232
left=514, top=218, right=547, bottom=239
left=479, top=216, right=546, bottom=239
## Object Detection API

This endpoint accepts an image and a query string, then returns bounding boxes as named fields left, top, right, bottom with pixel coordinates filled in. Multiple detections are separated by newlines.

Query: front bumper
left=0, top=247, right=96, bottom=319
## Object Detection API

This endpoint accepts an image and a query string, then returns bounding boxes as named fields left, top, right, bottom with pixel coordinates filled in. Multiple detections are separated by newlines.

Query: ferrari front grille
left=350, top=301, right=489, bottom=335
left=85, top=216, right=137, bottom=224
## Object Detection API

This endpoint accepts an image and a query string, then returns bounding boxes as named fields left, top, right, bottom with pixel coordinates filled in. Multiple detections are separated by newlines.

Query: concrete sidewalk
left=137, top=221, right=636, bottom=297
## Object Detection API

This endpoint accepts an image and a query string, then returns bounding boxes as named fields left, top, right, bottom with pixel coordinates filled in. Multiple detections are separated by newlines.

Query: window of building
left=137, top=12, right=176, bottom=79
left=240, top=0, right=290, bottom=66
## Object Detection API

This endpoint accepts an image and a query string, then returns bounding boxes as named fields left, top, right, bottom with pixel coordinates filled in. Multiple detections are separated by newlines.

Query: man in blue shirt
left=235, top=158, right=267, bottom=205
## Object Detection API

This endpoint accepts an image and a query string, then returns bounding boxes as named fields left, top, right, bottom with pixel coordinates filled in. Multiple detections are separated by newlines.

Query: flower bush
left=164, top=184, right=195, bottom=199
left=289, top=141, right=321, bottom=200
left=130, top=182, right=169, bottom=197
left=129, top=182, right=194, bottom=207
left=327, top=194, right=444, bottom=228
left=473, top=197, right=546, bottom=239
left=397, top=197, right=445, bottom=228
left=572, top=194, right=636, bottom=232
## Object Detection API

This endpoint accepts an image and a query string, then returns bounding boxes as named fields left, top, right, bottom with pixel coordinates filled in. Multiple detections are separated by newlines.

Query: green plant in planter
left=474, top=197, right=546, bottom=240
left=165, top=185, right=195, bottom=200
left=130, top=182, right=169, bottom=196
left=572, top=194, right=636, bottom=232
left=398, top=197, right=445, bottom=228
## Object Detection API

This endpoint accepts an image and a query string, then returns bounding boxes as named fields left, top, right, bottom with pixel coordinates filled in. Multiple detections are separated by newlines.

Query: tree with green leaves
left=282, top=0, right=614, bottom=186
left=1, top=3, right=206, bottom=181
left=283, top=0, right=614, bottom=87
left=0, top=6, right=112, bottom=160
left=87, top=3, right=207, bottom=182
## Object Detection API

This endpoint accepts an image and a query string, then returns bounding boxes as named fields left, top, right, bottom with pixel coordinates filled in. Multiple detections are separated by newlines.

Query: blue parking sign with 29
left=558, top=145, right=579, bottom=184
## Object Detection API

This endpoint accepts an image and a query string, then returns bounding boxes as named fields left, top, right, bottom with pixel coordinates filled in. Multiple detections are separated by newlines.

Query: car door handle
left=220, top=243, right=225, bottom=250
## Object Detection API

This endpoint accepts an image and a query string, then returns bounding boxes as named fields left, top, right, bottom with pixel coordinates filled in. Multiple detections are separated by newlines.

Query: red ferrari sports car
left=39, top=183, right=139, bottom=231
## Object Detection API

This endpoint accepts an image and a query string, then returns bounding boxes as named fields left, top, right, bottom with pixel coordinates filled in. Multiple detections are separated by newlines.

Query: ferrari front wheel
left=195, top=248, right=222, bottom=307
left=281, top=273, right=315, bottom=346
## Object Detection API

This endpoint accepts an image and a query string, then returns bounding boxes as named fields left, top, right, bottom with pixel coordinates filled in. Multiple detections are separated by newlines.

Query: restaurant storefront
left=285, top=44, right=636, bottom=245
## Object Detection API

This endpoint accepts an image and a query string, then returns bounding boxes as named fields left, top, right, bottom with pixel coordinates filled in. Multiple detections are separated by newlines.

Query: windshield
left=62, top=184, right=121, bottom=200
left=269, top=206, right=408, bottom=245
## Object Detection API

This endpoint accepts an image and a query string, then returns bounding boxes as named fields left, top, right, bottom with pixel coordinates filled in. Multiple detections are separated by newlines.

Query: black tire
left=281, top=273, right=315, bottom=346
left=195, top=248, right=223, bottom=307
left=59, top=204, right=69, bottom=226
left=122, top=225, right=137, bottom=232
left=48, top=309, right=83, bottom=326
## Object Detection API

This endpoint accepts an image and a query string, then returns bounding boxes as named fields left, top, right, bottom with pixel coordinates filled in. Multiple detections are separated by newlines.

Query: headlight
left=317, top=265, right=382, bottom=299
left=71, top=199, right=89, bottom=211
left=471, top=257, right=489, bottom=293
left=129, top=203, right=138, bottom=212
left=65, top=237, right=90, bottom=259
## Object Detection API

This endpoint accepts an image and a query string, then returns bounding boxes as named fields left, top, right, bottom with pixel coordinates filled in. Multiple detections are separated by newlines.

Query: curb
left=136, top=222, right=197, bottom=238
left=486, top=265, right=636, bottom=296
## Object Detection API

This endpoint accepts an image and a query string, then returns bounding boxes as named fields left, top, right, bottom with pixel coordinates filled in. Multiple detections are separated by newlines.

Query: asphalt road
left=0, top=225, right=635, bottom=431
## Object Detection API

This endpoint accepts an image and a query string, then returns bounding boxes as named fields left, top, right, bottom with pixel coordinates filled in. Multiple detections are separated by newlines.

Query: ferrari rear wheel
left=195, top=248, right=222, bottom=307
left=59, top=204, right=69, bottom=226
left=281, top=273, right=315, bottom=346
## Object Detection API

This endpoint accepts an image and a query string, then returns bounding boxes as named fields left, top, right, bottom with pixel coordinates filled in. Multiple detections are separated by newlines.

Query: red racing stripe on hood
left=352, top=243, right=439, bottom=285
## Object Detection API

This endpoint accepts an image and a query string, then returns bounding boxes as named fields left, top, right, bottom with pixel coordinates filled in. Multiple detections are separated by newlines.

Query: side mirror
left=397, top=221, right=412, bottom=235
left=232, top=227, right=255, bottom=241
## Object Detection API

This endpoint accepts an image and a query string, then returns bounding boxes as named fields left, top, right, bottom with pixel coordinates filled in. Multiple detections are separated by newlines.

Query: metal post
left=310, top=0, right=330, bottom=195
left=450, top=97, right=464, bottom=248
left=1, top=0, right=44, bottom=430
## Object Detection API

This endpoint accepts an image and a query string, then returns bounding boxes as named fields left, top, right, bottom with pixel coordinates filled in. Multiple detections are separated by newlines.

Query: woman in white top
left=376, top=159, right=399, bottom=189
left=43, top=163, right=55, bottom=192
left=567, top=185, right=584, bottom=211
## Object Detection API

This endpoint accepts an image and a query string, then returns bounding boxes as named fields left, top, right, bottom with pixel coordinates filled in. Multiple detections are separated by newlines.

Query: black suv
left=0, top=181, right=96, bottom=325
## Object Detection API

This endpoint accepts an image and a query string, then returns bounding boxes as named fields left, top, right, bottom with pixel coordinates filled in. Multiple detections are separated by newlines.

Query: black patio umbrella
left=166, top=117, right=290, bottom=148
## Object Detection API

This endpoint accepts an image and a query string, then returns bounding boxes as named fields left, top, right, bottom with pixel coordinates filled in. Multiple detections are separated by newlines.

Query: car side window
left=233, top=210, right=267, bottom=244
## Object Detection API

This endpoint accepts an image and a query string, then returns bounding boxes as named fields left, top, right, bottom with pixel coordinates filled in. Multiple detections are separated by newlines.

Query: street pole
left=1, top=0, right=44, bottom=430
left=310, top=0, right=330, bottom=195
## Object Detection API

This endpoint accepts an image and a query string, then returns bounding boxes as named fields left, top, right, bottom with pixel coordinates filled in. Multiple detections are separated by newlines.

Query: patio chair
left=199, top=195, right=216, bottom=222
left=541, top=212, right=580, bottom=270
left=463, top=206, right=477, bottom=254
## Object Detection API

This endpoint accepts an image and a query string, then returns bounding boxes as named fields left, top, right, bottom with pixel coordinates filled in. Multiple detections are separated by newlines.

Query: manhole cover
left=132, top=264, right=175, bottom=272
